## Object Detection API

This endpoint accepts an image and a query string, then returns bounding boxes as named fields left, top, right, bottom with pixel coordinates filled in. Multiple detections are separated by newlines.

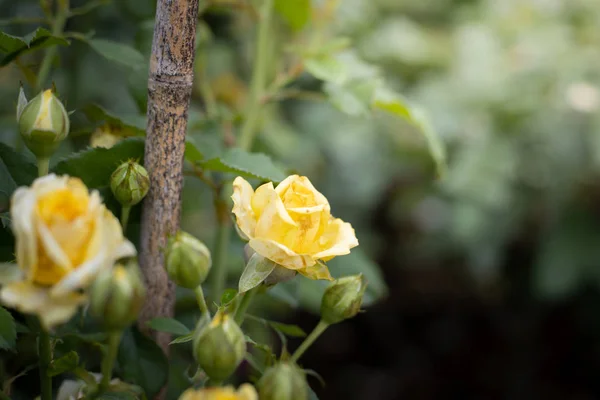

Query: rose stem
left=290, top=320, right=330, bottom=363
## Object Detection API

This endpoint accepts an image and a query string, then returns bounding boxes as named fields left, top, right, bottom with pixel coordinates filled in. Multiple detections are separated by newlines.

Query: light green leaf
left=47, top=351, right=79, bottom=377
left=118, top=328, right=168, bottom=399
left=239, top=253, right=277, bottom=293
left=325, top=78, right=380, bottom=117
left=0, top=28, right=70, bottom=66
left=0, top=306, right=16, bottom=350
left=201, top=148, right=286, bottom=183
left=53, top=137, right=145, bottom=189
left=304, top=55, right=347, bottom=84
left=88, top=39, right=146, bottom=70
left=0, top=263, right=21, bottom=285
left=147, top=317, right=190, bottom=336
left=374, top=89, right=447, bottom=177
left=274, top=0, right=310, bottom=31
left=83, top=103, right=146, bottom=134
left=269, top=321, right=307, bottom=338
left=169, top=331, right=195, bottom=345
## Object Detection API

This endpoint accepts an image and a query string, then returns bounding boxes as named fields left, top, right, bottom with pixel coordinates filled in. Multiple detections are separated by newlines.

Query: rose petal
left=10, top=187, right=38, bottom=275
left=231, top=176, right=257, bottom=240
left=312, top=218, right=359, bottom=260
left=0, top=281, right=86, bottom=329
left=254, top=183, right=297, bottom=242
left=249, top=238, right=315, bottom=270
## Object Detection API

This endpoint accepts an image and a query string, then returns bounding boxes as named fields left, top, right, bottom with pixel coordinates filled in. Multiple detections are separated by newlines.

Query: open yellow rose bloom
left=0, top=174, right=136, bottom=329
left=179, top=384, right=257, bottom=400
left=231, top=175, right=358, bottom=280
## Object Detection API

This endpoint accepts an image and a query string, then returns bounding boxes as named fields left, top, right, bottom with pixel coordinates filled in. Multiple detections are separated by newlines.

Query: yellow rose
left=0, top=174, right=136, bottom=329
left=231, top=175, right=358, bottom=280
left=179, top=384, right=257, bottom=400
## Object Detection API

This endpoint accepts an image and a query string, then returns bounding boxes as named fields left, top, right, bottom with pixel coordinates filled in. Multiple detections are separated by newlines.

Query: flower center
left=32, top=181, right=95, bottom=285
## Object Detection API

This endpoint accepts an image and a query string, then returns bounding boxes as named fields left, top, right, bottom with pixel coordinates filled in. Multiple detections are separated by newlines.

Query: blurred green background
left=3, top=0, right=600, bottom=398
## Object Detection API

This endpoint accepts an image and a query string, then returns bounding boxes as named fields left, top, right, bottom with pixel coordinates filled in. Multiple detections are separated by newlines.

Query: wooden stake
left=138, top=0, right=198, bottom=376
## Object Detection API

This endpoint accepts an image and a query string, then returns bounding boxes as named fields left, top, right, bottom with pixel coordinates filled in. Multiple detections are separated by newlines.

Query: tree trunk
left=138, top=0, right=198, bottom=391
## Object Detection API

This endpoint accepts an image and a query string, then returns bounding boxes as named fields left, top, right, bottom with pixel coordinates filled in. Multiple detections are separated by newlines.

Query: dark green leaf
left=48, top=351, right=79, bottom=377
left=201, top=148, right=286, bottom=183
left=0, top=143, right=37, bottom=201
left=117, top=328, right=168, bottom=399
left=88, top=39, right=146, bottom=70
left=274, top=0, right=310, bottom=31
left=239, top=253, right=277, bottom=293
left=83, top=103, right=146, bottom=134
left=147, top=317, right=190, bottom=336
left=272, top=248, right=388, bottom=313
left=53, top=137, right=145, bottom=189
left=96, top=392, right=140, bottom=400
left=0, top=306, right=16, bottom=350
left=0, top=28, right=69, bottom=66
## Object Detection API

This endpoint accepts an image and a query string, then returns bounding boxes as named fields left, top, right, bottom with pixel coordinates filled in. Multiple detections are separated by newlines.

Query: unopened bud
left=18, top=89, right=70, bottom=158
left=166, top=231, right=212, bottom=289
left=110, top=160, right=150, bottom=207
left=90, top=261, right=146, bottom=330
left=258, top=362, right=308, bottom=400
left=320, top=274, right=367, bottom=324
left=193, top=310, right=245, bottom=381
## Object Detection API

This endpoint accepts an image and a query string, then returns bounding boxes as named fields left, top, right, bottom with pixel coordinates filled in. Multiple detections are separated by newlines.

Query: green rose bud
left=258, top=362, right=309, bottom=400
left=165, top=231, right=212, bottom=289
left=18, top=89, right=70, bottom=158
left=193, top=310, right=245, bottom=381
left=110, top=160, right=150, bottom=207
left=90, top=260, right=146, bottom=330
left=320, top=274, right=367, bottom=325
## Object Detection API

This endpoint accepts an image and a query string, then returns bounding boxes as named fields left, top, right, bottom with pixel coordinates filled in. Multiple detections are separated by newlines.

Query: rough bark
left=138, top=0, right=198, bottom=382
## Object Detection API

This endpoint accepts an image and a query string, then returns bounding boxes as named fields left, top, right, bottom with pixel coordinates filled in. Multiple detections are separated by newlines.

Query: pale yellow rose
left=231, top=175, right=358, bottom=280
left=0, top=174, right=136, bottom=329
left=179, top=384, right=257, bottom=400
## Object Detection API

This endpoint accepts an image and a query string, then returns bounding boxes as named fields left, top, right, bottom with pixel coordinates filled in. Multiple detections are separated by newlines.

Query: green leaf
left=47, top=351, right=79, bottom=377
left=374, top=89, right=447, bottom=177
left=325, top=78, right=379, bottom=117
left=83, top=103, right=146, bottom=134
left=88, top=39, right=146, bottom=70
left=0, top=306, right=16, bottom=350
left=97, top=392, right=140, bottom=400
left=308, top=387, right=319, bottom=400
left=0, top=143, right=37, bottom=201
left=0, top=28, right=70, bottom=66
left=239, top=253, right=277, bottom=293
left=304, top=55, right=347, bottom=84
left=147, top=317, right=190, bottom=336
left=201, top=148, right=286, bottom=183
left=274, top=0, right=310, bottom=31
left=269, top=321, right=306, bottom=338
left=53, top=137, right=145, bottom=189
left=118, top=328, right=168, bottom=399
left=221, top=288, right=238, bottom=306
left=169, top=331, right=194, bottom=345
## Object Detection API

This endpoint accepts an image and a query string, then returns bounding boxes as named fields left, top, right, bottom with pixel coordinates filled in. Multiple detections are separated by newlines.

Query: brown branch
left=138, top=0, right=199, bottom=395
